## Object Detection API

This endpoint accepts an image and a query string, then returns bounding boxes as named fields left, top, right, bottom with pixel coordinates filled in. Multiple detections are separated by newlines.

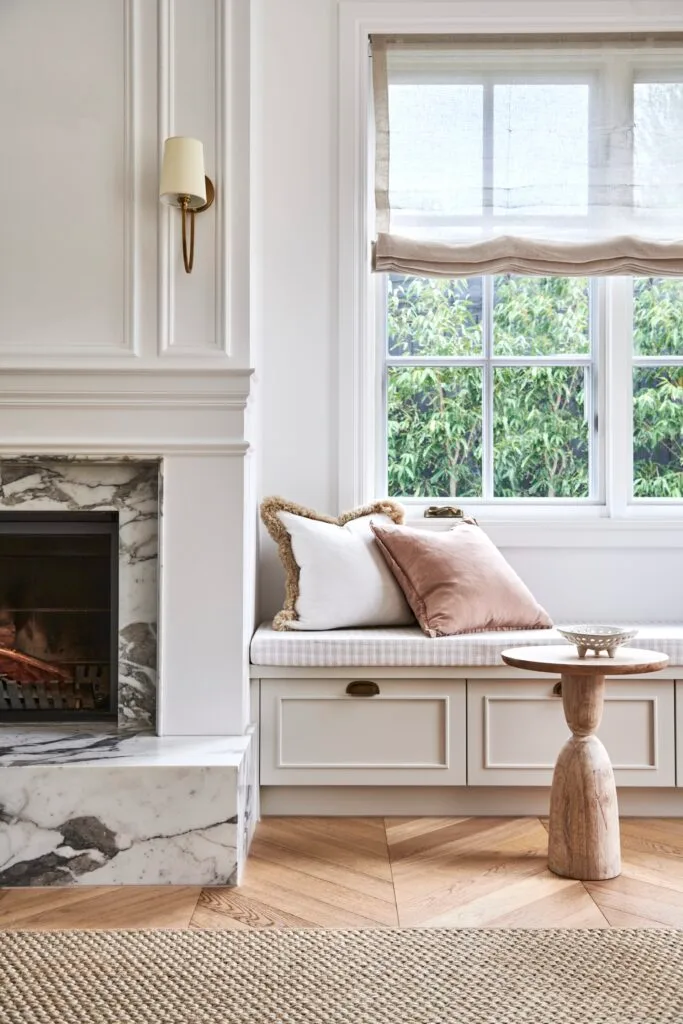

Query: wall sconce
left=159, top=137, right=215, bottom=274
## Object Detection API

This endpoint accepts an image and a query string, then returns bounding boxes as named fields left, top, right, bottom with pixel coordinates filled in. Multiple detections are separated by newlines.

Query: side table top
left=501, top=645, right=669, bottom=676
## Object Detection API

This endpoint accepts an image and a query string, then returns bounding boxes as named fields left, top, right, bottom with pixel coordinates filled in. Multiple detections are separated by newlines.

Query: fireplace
left=0, top=512, right=118, bottom=722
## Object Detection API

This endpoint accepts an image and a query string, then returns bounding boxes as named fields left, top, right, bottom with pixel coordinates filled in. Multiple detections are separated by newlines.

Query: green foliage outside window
left=387, top=275, right=683, bottom=500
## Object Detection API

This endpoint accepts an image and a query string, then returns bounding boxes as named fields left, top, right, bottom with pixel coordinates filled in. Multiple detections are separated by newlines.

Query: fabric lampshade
left=159, top=137, right=207, bottom=210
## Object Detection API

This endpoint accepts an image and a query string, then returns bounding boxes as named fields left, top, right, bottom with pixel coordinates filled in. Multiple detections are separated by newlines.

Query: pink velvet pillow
left=371, top=521, right=553, bottom=638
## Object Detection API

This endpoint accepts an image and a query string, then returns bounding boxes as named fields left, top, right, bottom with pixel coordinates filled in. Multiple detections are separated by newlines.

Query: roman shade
left=371, top=35, right=683, bottom=276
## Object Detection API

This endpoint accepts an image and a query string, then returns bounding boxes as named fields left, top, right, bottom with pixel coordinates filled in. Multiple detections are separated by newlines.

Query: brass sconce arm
left=179, top=177, right=215, bottom=274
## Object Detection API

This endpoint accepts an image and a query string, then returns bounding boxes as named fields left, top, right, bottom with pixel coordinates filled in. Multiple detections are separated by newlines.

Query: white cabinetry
left=467, top=678, right=676, bottom=787
left=260, top=677, right=466, bottom=786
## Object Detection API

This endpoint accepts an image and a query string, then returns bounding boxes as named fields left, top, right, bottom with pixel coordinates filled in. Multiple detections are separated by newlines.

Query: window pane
left=493, top=84, right=589, bottom=216
left=633, top=367, right=683, bottom=498
left=633, top=278, right=683, bottom=357
left=493, top=367, right=590, bottom=497
left=388, top=276, right=482, bottom=357
left=634, top=83, right=683, bottom=211
left=389, top=84, right=483, bottom=218
left=493, top=277, right=590, bottom=356
left=387, top=366, right=482, bottom=498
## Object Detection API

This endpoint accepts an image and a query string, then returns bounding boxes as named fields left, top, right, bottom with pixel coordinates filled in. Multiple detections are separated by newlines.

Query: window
left=371, top=38, right=683, bottom=508
left=385, top=275, right=596, bottom=500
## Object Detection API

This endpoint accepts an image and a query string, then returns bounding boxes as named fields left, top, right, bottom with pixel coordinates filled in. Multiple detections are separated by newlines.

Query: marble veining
left=0, top=458, right=160, bottom=731
left=0, top=728, right=252, bottom=767
left=0, top=762, right=240, bottom=885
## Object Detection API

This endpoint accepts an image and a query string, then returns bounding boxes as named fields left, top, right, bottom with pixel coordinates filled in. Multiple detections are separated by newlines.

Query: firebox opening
left=0, top=512, right=119, bottom=723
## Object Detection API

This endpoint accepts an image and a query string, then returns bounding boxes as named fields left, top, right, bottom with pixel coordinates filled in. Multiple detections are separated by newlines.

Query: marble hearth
left=0, top=728, right=256, bottom=885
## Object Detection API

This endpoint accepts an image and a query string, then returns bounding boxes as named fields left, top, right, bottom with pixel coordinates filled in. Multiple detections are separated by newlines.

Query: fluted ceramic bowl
left=556, top=625, right=638, bottom=659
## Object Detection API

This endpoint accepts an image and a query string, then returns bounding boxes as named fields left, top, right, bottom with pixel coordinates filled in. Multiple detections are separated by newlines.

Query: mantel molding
left=0, top=368, right=255, bottom=411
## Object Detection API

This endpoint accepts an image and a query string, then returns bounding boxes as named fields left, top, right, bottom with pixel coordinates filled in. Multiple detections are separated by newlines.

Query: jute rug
left=1, top=928, right=682, bottom=1023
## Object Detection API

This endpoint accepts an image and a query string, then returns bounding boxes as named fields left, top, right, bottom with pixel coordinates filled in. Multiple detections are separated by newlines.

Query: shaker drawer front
left=468, top=678, right=675, bottom=787
left=261, top=678, right=466, bottom=786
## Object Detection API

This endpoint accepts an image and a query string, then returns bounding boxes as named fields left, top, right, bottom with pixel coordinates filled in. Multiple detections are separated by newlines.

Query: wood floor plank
left=255, top=819, right=393, bottom=882
left=236, top=877, right=391, bottom=928
left=0, top=886, right=202, bottom=930
left=244, top=852, right=398, bottom=925
left=389, top=818, right=550, bottom=894
left=384, top=818, right=470, bottom=844
left=267, top=817, right=391, bottom=859
left=191, top=889, right=313, bottom=930
left=585, top=875, right=683, bottom=929
left=250, top=837, right=396, bottom=903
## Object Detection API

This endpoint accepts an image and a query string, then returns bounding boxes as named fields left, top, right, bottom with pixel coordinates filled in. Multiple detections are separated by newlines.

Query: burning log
left=0, top=648, right=72, bottom=685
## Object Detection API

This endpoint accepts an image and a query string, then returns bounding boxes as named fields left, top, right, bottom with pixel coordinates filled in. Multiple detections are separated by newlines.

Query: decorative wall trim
left=123, top=0, right=140, bottom=357
left=0, top=368, right=253, bottom=409
left=214, top=0, right=229, bottom=356
left=157, top=0, right=229, bottom=358
left=0, top=0, right=140, bottom=359
left=157, top=0, right=175, bottom=355
left=0, top=442, right=251, bottom=457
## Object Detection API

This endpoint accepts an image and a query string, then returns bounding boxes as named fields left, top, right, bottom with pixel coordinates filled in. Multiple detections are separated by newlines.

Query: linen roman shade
left=371, top=35, right=683, bottom=276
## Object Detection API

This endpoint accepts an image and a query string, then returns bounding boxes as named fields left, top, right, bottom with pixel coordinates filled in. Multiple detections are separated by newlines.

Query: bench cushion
left=250, top=622, right=683, bottom=667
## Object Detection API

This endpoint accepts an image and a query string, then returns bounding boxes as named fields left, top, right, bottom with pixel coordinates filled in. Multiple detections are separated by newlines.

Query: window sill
left=404, top=512, right=683, bottom=548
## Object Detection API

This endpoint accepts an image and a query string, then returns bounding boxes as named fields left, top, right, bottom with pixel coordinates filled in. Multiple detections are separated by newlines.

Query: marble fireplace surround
left=0, top=368, right=258, bottom=886
left=0, top=457, right=159, bottom=732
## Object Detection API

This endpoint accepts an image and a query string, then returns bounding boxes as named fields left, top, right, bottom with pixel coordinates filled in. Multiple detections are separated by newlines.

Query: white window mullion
left=589, top=278, right=604, bottom=503
left=481, top=276, right=494, bottom=500
left=375, top=275, right=389, bottom=500
left=605, top=276, right=634, bottom=517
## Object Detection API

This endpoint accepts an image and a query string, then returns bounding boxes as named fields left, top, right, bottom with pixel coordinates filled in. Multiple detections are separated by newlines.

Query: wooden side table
left=501, top=645, right=669, bottom=881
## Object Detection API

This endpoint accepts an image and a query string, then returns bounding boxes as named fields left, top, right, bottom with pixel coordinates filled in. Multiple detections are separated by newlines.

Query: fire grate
left=0, top=666, right=110, bottom=713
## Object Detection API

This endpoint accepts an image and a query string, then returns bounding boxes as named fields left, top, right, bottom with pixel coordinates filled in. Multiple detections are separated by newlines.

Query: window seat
left=250, top=622, right=683, bottom=668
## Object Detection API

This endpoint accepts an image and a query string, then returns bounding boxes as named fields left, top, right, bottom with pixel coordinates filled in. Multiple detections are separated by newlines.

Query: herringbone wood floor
left=1, top=817, right=682, bottom=930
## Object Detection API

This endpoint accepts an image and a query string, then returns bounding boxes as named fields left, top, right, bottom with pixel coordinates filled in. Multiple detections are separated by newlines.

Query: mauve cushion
left=371, top=521, right=553, bottom=638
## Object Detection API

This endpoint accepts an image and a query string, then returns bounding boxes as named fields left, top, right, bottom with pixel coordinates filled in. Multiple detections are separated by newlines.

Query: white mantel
left=0, top=369, right=254, bottom=738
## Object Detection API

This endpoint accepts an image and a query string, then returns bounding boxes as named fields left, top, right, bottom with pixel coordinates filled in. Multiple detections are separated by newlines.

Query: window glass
left=493, top=366, right=590, bottom=497
left=389, top=84, right=483, bottom=217
left=493, top=84, right=590, bottom=216
left=633, top=366, right=683, bottom=498
left=493, top=277, right=590, bottom=356
left=634, top=83, right=683, bottom=211
left=388, top=276, right=482, bottom=357
left=387, top=366, right=483, bottom=498
left=633, top=278, right=683, bottom=357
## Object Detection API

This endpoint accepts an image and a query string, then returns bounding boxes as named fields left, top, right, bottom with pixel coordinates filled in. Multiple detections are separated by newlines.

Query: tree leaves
left=386, top=275, right=683, bottom=500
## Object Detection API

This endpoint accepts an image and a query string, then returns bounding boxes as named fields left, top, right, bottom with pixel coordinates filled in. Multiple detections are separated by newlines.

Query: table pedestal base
left=547, top=673, right=621, bottom=881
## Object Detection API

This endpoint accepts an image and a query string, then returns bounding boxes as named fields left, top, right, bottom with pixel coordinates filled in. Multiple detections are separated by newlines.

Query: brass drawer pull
left=346, top=680, right=380, bottom=697
left=552, top=681, right=562, bottom=697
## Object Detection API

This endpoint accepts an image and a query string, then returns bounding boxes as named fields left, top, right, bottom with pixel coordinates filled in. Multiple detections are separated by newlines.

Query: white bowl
left=556, top=625, right=638, bottom=659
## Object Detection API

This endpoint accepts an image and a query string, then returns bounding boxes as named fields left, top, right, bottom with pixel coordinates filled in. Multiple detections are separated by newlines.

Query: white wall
left=254, top=0, right=340, bottom=618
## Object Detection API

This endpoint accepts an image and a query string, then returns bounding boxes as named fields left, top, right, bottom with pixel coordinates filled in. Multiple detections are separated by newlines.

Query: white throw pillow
left=260, top=497, right=414, bottom=630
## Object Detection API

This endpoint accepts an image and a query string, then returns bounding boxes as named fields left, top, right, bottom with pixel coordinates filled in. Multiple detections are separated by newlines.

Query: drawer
left=260, top=678, right=466, bottom=786
left=468, top=678, right=676, bottom=787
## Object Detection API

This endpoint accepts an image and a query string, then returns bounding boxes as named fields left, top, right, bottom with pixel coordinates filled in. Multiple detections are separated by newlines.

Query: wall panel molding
left=157, top=0, right=230, bottom=359
left=123, top=0, right=140, bottom=357
left=157, top=0, right=175, bottom=354
left=0, top=0, right=141, bottom=359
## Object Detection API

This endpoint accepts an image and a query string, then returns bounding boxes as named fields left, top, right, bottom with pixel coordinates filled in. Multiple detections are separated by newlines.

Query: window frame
left=378, top=274, right=604, bottom=506
left=338, top=1, right=683, bottom=523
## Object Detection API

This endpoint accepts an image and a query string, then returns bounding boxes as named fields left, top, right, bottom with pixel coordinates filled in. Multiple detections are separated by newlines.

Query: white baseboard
left=261, top=786, right=683, bottom=817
